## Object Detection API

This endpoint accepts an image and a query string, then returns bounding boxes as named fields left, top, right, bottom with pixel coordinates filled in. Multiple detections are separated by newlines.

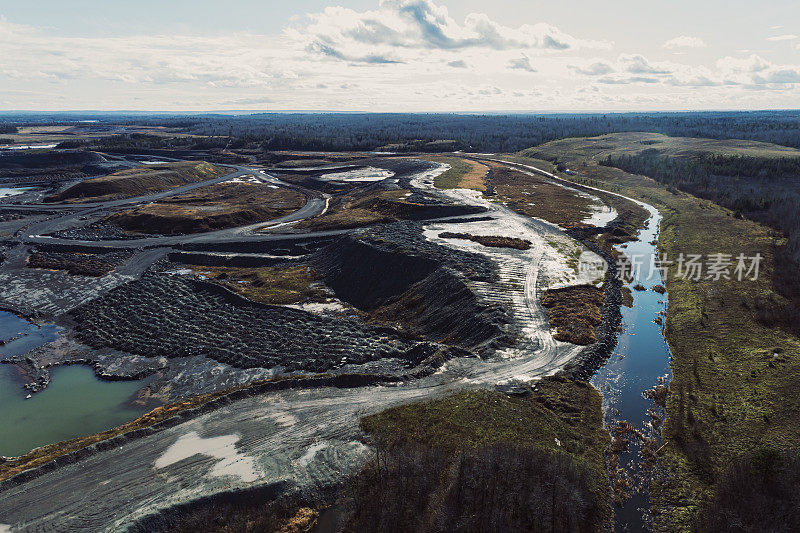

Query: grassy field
left=46, top=161, right=228, bottom=203
left=359, top=376, right=612, bottom=530
left=419, top=155, right=487, bottom=190
left=191, top=265, right=329, bottom=306
left=108, top=181, right=305, bottom=234
left=515, top=138, right=800, bottom=530
left=525, top=132, right=800, bottom=162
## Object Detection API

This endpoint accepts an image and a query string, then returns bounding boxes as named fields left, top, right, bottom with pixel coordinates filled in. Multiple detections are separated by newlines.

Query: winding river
left=592, top=203, right=672, bottom=531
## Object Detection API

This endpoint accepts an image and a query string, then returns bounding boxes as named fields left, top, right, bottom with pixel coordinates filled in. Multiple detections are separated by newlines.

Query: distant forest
left=163, top=111, right=800, bottom=152
left=600, top=150, right=800, bottom=256
left=3, top=111, right=800, bottom=152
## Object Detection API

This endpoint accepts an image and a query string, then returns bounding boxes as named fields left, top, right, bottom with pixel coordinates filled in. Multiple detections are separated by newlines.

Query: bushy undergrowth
left=343, top=442, right=603, bottom=533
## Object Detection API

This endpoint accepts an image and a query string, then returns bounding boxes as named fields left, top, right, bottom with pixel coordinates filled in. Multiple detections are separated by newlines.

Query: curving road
left=1, top=165, right=332, bottom=250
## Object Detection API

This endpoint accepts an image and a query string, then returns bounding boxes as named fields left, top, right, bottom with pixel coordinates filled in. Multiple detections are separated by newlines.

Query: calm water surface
left=591, top=204, right=672, bottom=532
left=0, top=311, right=149, bottom=457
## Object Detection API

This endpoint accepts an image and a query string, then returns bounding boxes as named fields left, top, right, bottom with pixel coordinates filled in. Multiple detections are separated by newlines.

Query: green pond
left=0, top=311, right=149, bottom=458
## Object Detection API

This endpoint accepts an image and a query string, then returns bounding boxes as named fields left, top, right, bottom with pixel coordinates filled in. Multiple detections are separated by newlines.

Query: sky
left=1, top=0, right=800, bottom=112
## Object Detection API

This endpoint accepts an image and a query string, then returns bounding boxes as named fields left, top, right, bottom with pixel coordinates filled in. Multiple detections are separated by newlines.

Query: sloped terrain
left=69, top=273, right=436, bottom=372
left=45, top=161, right=227, bottom=202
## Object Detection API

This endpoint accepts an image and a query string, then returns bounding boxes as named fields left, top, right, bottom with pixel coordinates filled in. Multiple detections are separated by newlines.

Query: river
left=591, top=203, right=672, bottom=531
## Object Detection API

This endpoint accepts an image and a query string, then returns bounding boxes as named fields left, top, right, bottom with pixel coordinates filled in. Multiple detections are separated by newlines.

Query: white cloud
left=767, top=34, right=798, bottom=41
left=663, top=35, right=707, bottom=49
left=1, top=5, right=800, bottom=111
left=619, top=54, right=672, bottom=75
left=508, top=55, right=536, bottom=72
left=291, top=0, right=611, bottom=66
left=568, top=61, right=615, bottom=76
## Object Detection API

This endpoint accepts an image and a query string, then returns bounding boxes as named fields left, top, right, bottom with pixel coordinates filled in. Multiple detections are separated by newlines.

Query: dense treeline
left=5, top=111, right=800, bottom=152
left=343, top=442, right=606, bottom=533
left=599, top=150, right=800, bottom=260
left=172, top=112, right=800, bottom=152
left=698, top=449, right=800, bottom=532
left=0, top=125, right=17, bottom=134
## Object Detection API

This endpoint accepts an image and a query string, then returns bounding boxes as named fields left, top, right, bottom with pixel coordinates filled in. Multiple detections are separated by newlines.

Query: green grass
left=361, top=376, right=611, bottom=517
left=512, top=140, right=800, bottom=530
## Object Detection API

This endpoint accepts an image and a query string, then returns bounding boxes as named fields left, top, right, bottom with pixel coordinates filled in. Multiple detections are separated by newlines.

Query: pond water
left=591, top=203, right=672, bottom=532
left=0, top=311, right=60, bottom=359
left=0, top=311, right=149, bottom=458
left=0, top=186, right=35, bottom=198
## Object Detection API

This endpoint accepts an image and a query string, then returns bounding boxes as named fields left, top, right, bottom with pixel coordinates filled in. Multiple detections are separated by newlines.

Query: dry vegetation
left=45, top=161, right=228, bottom=203
left=420, top=155, right=488, bottom=190
left=540, top=285, right=605, bottom=345
left=295, top=189, right=430, bottom=231
left=483, top=161, right=595, bottom=227
left=438, top=231, right=531, bottom=250
left=516, top=137, right=800, bottom=530
left=192, top=265, right=329, bottom=306
left=350, top=377, right=612, bottom=532
left=108, top=181, right=305, bottom=234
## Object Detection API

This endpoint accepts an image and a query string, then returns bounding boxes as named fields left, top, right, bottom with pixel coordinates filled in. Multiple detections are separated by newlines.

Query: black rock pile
left=70, top=273, right=436, bottom=372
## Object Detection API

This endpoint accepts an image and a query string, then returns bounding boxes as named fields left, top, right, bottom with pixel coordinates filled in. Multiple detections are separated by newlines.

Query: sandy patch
left=297, top=442, right=328, bottom=466
left=154, top=431, right=260, bottom=483
left=320, top=167, right=394, bottom=182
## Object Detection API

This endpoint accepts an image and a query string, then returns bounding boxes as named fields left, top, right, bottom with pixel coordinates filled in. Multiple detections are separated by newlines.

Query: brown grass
left=45, top=161, right=228, bottom=202
left=420, top=156, right=488, bottom=190
left=295, top=190, right=429, bottom=231
left=483, top=161, right=595, bottom=227
left=276, top=507, right=319, bottom=533
left=193, top=265, right=329, bottom=306
left=540, top=284, right=605, bottom=345
left=438, top=231, right=531, bottom=250
left=108, top=182, right=305, bottom=234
